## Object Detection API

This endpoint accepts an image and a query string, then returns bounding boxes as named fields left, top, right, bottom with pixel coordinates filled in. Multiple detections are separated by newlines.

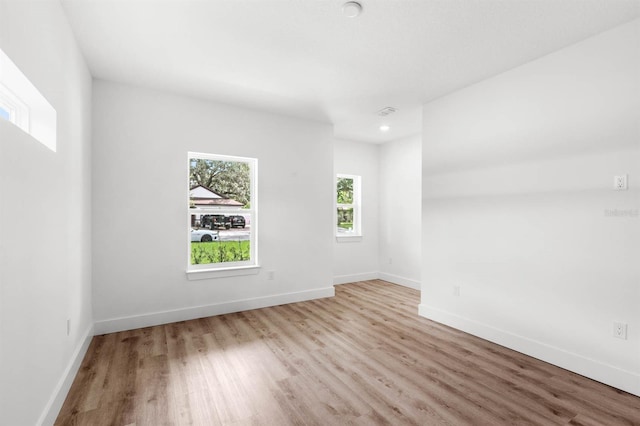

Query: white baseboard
left=38, top=324, right=94, bottom=426
left=333, top=272, right=379, bottom=285
left=378, top=272, right=421, bottom=290
left=419, top=303, right=640, bottom=397
left=333, top=271, right=421, bottom=291
left=94, top=286, right=336, bottom=335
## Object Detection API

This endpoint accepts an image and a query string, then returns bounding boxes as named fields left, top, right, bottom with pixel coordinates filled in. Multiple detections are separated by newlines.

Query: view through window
left=188, top=153, right=257, bottom=270
left=337, top=174, right=361, bottom=237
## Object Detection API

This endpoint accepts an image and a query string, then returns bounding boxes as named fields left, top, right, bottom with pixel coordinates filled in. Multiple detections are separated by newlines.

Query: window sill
left=186, top=265, right=261, bottom=281
left=336, top=235, right=362, bottom=243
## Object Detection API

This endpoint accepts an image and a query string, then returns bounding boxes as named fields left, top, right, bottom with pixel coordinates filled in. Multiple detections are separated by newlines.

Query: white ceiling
left=60, top=0, right=640, bottom=143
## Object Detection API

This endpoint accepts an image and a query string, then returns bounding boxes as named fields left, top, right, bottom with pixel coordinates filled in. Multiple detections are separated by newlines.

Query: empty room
left=1, top=0, right=639, bottom=425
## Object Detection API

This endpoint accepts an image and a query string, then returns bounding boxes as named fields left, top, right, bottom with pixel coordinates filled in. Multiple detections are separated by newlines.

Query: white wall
left=92, top=80, right=334, bottom=332
left=0, top=1, right=93, bottom=425
left=333, top=139, right=380, bottom=284
left=333, top=136, right=422, bottom=288
left=379, top=135, right=422, bottom=289
left=421, top=19, right=640, bottom=395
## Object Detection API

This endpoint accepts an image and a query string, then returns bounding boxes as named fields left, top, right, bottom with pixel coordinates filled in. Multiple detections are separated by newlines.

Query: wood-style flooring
left=56, top=280, right=640, bottom=425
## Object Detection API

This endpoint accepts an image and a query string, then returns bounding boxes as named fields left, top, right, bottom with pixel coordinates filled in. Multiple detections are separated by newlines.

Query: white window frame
left=336, top=174, right=362, bottom=239
left=186, top=152, right=259, bottom=278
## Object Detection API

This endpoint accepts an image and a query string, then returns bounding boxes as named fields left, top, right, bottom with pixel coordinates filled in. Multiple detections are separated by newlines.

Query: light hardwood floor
left=56, top=280, right=640, bottom=425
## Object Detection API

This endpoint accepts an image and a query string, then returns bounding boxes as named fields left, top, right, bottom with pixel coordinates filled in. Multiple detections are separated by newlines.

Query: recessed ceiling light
left=379, top=125, right=390, bottom=132
left=342, top=1, right=362, bottom=18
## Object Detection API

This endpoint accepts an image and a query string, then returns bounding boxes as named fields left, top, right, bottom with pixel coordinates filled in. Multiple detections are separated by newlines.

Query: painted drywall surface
left=333, top=139, right=380, bottom=283
left=379, top=135, right=422, bottom=289
left=0, top=1, right=93, bottom=425
left=421, top=19, right=639, bottom=393
left=92, top=80, right=333, bottom=323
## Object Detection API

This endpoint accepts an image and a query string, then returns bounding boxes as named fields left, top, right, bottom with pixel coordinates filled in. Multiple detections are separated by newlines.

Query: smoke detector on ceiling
left=342, top=2, right=363, bottom=18
left=377, top=107, right=397, bottom=116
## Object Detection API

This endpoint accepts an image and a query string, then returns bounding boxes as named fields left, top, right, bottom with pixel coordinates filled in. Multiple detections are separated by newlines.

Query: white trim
left=333, top=272, right=379, bottom=285
left=37, top=324, right=94, bottom=426
left=94, top=286, right=335, bottom=335
left=333, top=272, right=421, bottom=290
left=335, top=235, right=362, bottom=242
left=378, top=272, right=421, bottom=290
left=186, top=265, right=260, bottom=280
left=418, top=303, right=640, bottom=397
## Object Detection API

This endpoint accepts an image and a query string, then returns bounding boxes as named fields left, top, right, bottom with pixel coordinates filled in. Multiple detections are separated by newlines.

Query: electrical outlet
left=388, top=257, right=393, bottom=265
left=453, top=286, right=460, bottom=297
left=613, top=175, right=628, bottom=191
left=613, top=322, right=627, bottom=339
left=66, top=319, right=71, bottom=336
left=267, top=270, right=275, bottom=280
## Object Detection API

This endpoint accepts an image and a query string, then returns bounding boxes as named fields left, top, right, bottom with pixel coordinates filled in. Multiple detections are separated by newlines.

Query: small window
left=187, top=152, right=258, bottom=272
left=0, top=82, right=29, bottom=131
left=336, top=174, right=361, bottom=237
left=0, top=48, right=56, bottom=151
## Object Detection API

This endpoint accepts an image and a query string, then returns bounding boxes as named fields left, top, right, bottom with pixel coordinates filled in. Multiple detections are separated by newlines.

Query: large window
left=188, top=153, right=257, bottom=272
left=336, top=174, right=361, bottom=237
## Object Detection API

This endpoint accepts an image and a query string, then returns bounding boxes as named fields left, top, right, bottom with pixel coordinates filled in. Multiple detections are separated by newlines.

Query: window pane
left=337, top=207, right=354, bottom=231
left=337, top=177, right=353, bottom=204
left=189, top=158, right=250, bottom=208
left=190, top=213, right=251, bottom=265
left=0, top=106, right=10, bottom=121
